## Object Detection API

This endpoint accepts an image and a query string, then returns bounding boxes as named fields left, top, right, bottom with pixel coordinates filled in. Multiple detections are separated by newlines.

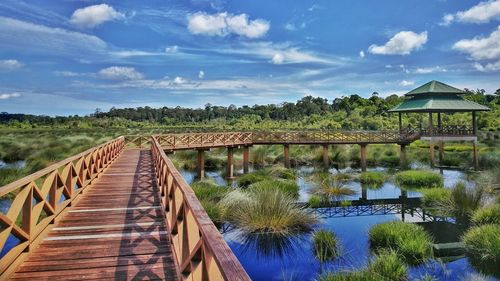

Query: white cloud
left=474, top=60, right=500, bottom=71
left=0, top=59, right=23, bottom=70
left=0, top=16, right=107, bottom=56
left=187, top=12, right=269, bottom=38
left=98, top=66, right=143, bottom=80
left=165, top=45, right=178, bottom=53
left=0, top=92, right=21, bottom=100
left=414, top=66, right=447, bottom=74
left=443, top=0, right=500, bottom=25
left=54, top=70, right=80, bottom=77
left=173, top=76, right=186, bottom=84
left=70, top=4, right=124, bottom=28
left=359, top=50, right=365, bottom=58
left=399, top=80, right=415, bottom=86
left=453, top=26, right=500, bottom=60
left=368, top=31, right=428, bottom=55
left=198, top=70, right=205, bottom=79
left=271, top=53, right=285, bottom=64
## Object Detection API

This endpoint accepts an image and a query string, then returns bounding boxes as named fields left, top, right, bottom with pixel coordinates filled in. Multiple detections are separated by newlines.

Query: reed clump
left=462, top=224, right=500, bottom=277
left=471, top=204, right=500, bottom=226
left=395, top=170, right=443, bottom=188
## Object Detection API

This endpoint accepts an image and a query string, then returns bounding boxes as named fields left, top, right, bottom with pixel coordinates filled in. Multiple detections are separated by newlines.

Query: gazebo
left=389, top=80, right=490, bottom=169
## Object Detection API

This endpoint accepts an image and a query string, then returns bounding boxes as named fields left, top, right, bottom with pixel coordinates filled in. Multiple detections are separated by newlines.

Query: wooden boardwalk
left=10, top=149, right=178, bottom=280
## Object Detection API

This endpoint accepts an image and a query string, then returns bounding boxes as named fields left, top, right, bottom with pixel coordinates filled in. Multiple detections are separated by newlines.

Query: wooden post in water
left=243, top=146, right=250, bottom=174
left=400, top=144, right=406, bottom=168
left=322, top=144, right=329, bottom=167
left=196, top=149, right=205, bottom=179
left=429, top=141, right=435, bottom=168
left=359, top=144, right=367, bottom=172
left=227, top=147, right=234, bottom=179
left=438, top=141, right=444, bottom=166
left=284, top=144, right=290, bottom=168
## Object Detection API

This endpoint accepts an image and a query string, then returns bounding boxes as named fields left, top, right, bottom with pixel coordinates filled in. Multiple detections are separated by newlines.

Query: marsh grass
left=421, top=188, right=451, bottom=216
left=317, top=249, right=407, bottom=281
left=471, top=205, right=500, bottom=225
left=310, top=173, right=356, bottom=202
left=368, top=221, right=433, bottom=265
left=219, top=187, right=318, bottom=236
left=395, top=170, right=443, bottom=189
left=359, top=171, right=385, bottom=188
left=441, top=182, right=485, bottom=225
left=313, top=230, right=339, bottom=264
left=191, top=179, right=228, bottom=224
left=236, top=166, right=297, bottom=187
left=462, top=224, right=500, bottom=277
left=249, top=179, right=300, bottom=199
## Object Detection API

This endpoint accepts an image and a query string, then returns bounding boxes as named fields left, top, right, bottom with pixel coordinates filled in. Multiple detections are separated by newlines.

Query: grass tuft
left=395, top=170, right=443, bottom=188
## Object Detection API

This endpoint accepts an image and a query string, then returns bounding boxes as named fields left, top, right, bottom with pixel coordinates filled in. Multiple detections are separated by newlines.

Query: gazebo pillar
left=428, top=112, right=435, bottom=167
left=437, top=112, right=444, bottom=165
left=398, top=112, right=402, bottom=132
left=400, top=144, right=406, bottom=168
left=472, top=111, right=479, bottom=170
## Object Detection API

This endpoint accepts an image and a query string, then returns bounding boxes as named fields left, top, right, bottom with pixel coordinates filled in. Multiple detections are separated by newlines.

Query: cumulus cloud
left=198, top=70, right=205, bottom=79
left=359, top=50, right=365, bottom=58
left=70, top=4, right=124, bottom=28
left=271, top=53, right=285, bottom=64
left=414, top=66, right=447, bottom=74
left=453, top=26, right=500, bottom=60
left=98, top=66, right=144, bottom=80
left=187, top=12, right=269, bottom=38
left=453, top=26, right=500, bottom=72
left=441, top=0, right=500, bottom=25
left=165, top=45, right=178, bottom=53
left=0, top=59, right=23, bottom=70
left=368, top=31, right=428, bottom=55
left=399, top=80, right=415, bottom=86
left=173, top=76, right=186, bottom=84
left=0, top=92, right=21, bottom=100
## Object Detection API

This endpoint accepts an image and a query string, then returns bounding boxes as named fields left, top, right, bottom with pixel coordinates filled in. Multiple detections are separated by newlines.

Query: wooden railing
left=124, top=135, right=151, bottom=148
left=151, top=137, right=250, bottom=281
left=0, top=137, right=125, bottom=276
left=154, top=130, right=418, bottom=150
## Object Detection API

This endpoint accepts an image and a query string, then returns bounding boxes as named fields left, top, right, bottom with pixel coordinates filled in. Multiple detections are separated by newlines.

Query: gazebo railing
left=420, top=125, right=474, bottom=136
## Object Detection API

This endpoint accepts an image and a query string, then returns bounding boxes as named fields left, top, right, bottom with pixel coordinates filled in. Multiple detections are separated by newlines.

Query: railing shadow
left=115, top=150, right=177, bottom=280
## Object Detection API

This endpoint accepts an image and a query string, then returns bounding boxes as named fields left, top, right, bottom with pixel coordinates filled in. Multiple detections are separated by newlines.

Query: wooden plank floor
left=11, top=149, right=178, bottom=281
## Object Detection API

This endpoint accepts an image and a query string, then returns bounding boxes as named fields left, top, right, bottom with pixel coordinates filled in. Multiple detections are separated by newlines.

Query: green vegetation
left=310, top=173, right=356, bottom=204
left=312, top=230, right=340, bottom=264
left=191, top=179, right=228, bottom=224
left=394, top=170, right=443, bottom=188
left=368, top=221, right=433, bottom=265
left=442, top=182, right=485, bottom=224
left=237, top=166, right=297, bottom=188
left=219, top=187, right=318, bottom=235
left=421, top=188, right=452, bottom=216
left=249, top=179, right=299, bottom=199
left=317, top=250, right=407, bottom=281
left=462, top=224, right=500, bottom=276
left=308, top=195, right=329, bottom=208
left=359, top=171, right=385, bottom=187
left=471, top=205, right=500, bottom=225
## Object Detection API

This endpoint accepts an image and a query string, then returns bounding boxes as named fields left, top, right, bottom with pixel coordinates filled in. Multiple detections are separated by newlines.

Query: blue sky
left=0, top=0, right=499, bottom=116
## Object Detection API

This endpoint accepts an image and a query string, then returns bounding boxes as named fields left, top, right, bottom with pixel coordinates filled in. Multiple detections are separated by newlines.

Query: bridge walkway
left=10, top=149, right=178, bottom=280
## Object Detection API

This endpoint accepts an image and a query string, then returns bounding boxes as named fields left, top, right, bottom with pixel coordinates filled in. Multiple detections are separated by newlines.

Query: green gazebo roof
left=389, top=80, right=490, bottom=113
left=406, top=80, right=464, bottom=96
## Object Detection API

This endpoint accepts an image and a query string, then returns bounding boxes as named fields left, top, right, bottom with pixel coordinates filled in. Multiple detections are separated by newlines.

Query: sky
left=0, top=0, right=499, bottom=116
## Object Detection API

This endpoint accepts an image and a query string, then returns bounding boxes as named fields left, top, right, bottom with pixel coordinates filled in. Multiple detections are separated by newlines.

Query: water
left=0, top=160, right=26, bottom=169
left=179, top=163, right=497, bottom=281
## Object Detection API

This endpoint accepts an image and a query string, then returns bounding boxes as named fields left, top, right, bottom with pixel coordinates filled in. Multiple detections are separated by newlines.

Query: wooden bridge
left=0, top=128, right=478, bottom=280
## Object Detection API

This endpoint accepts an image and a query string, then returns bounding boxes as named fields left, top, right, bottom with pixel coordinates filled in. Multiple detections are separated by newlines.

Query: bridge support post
left=399, top=144, right=406, bottom=168
left=473, top=140, right=479, bottom=170
left=361, top=187, right=367, bottom=201
left=359, top=144, right=367, bottom=172
left=227, top=147, right=234, bottom=179
left=429, top=141, right=435, bottom=168
left=322, top=144, right=329, bottom=167
left=196, top=149, right=205, bottom=179
left=243, top=146, right=250, bottom=174
left=284, top=144, right=290, bottom=168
